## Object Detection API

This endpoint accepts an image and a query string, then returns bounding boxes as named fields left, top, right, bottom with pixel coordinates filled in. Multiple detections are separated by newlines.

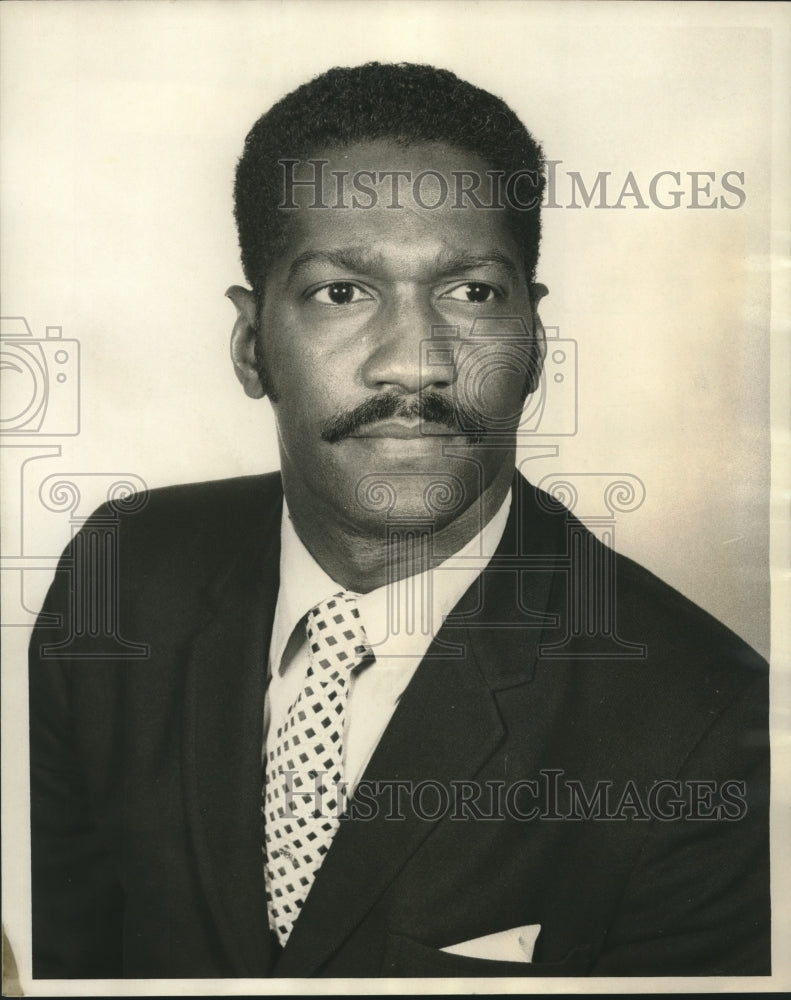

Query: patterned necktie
left=264, top=591, right=373, bottom=946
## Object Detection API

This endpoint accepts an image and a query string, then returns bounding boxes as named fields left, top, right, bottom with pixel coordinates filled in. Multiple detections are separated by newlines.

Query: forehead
left=272, top=139, right=524, bottom=277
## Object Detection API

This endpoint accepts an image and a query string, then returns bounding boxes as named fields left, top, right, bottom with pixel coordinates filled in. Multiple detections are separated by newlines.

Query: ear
left=226, top=285, right=266, bottom=399
left=526, top=282, right=549, bottom=394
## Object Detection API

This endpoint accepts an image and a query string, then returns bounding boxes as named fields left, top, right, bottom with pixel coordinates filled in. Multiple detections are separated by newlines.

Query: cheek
left=264, top=338, right=348, bottom=429
left=259, top=326, right=310, bottom=396
left=268, top=328, right=365, bottom=407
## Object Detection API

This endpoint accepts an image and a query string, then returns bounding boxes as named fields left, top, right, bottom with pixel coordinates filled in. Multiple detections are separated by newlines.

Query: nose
left=360, top=293, right=456, bottom=394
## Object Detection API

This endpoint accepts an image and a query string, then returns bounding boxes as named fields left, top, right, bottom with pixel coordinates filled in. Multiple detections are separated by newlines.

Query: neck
left=282, top=463, right=514, bottom=593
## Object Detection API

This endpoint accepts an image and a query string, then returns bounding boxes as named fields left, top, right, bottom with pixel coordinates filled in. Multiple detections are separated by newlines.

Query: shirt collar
left=270, top=489, right=512, bottom=674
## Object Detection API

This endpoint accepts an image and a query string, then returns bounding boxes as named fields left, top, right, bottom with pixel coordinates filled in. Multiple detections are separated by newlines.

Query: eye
left=310, top=282, right=373, bottom=305
left=442, top=282, right=498, bottom=303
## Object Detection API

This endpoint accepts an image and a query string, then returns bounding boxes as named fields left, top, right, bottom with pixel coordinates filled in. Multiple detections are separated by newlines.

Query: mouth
left=320, top=391, right=485, bottom=444
left=350, top=418, right=461, bottom=439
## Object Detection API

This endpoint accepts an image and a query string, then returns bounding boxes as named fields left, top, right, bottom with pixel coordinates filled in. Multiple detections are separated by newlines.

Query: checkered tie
left=264, top=591, right=373, bottom=945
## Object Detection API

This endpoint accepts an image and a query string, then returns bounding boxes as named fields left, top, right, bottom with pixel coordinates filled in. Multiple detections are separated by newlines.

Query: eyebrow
left=287, top=248, right=385, bottom=283
left=286, top=247, right=522, bottom=284
left=434, top=249, right=521, bottom=283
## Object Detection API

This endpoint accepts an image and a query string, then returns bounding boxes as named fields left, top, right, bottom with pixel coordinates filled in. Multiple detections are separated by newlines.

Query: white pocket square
left=441, top=924, right=541, bottom=963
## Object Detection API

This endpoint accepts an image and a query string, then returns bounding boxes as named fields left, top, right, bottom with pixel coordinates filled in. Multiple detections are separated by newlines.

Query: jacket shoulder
left=615, top=545, right=764, bottom=666
left=58, top=472, right=284, bottom=606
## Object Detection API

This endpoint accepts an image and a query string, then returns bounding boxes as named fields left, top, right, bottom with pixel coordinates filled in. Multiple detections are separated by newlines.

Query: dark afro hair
left=234, top=62, right=545, bottom=291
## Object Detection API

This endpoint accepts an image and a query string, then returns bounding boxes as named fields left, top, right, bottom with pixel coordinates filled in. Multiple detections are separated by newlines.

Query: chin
left=349, top=468, right=476, bottom=528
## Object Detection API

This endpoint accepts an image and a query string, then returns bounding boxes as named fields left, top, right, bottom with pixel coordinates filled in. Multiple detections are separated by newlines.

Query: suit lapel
left=274, top=476, right=562, bottom=976
left=181, top=489, right=282, bottom=976
left=273, top=641, right=505, bottom=977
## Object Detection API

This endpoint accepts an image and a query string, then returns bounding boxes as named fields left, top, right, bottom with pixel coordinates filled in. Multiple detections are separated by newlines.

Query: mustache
left=320, top=391, right=486, bottom=444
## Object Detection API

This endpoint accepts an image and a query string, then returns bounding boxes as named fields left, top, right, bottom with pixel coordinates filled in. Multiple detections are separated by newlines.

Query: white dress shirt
left=266, top=490, right=512, bottom=793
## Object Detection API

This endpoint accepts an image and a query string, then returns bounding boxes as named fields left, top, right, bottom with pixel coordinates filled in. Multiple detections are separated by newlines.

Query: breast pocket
left=382, top=933, right=593, bottom=977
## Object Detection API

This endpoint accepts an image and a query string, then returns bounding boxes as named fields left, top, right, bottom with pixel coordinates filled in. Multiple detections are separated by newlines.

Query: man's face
left=239, top=140, right=545, bottom=534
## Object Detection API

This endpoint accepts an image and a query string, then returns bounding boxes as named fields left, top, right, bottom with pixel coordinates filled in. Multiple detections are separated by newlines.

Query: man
left=29, top=63, right=769, bottom=979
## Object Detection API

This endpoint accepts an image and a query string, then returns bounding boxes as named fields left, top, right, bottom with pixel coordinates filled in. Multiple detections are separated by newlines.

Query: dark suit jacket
left=29, top=471, right=770, bottom=978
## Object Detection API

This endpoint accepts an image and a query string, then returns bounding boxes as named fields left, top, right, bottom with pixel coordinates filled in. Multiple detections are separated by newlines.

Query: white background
left=2, top=1, right=789, bottom=994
